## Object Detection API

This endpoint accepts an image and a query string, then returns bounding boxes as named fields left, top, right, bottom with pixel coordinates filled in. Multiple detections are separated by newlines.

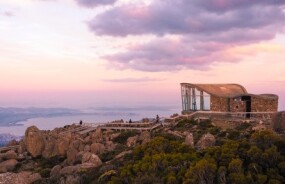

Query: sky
left=0, top=0, right=285, bottom=110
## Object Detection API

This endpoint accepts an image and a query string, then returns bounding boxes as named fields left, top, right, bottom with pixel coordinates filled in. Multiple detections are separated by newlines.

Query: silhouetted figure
left=156, top=115, right=159, bottom=123
left=79, top=120, right=83, bottom=125
left=129, top=119, right=132, bottom=123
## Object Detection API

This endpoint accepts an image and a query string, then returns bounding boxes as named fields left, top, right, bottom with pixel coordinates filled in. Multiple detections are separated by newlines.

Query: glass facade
left=181, top=85, right=210, bottom=111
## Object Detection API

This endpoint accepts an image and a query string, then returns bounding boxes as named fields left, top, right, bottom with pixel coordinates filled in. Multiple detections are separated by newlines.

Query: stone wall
left=229, top=99, right=246, bottom=112
left=210, top=97, right=246, bottom=112
left=210, top=96, right=228, bottom=112
left=210, top=95, right=278, bottom=113
left=251, top=96, right=278, bottom=112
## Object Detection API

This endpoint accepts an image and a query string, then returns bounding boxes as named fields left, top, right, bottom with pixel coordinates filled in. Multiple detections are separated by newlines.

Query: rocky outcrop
left=0, top=172, right=41, bottom=184
left=115, top=150, right=133, bottom=160
left=110, top=133, right=121, bottom=141
left=66, top=146, right=78, bottom=165
left=197, top=133, right=216, bottom=150
left=139, top=131, right=151, bottom=144
left=24, top=126, right=45, bottom=157
left=82, top=152, right=102, bottom=167
left=184, top=132, right=194, bottom=147
left=0, top=150, right=17, bottom=161
left=0, top=159, right=18, bottom=173
left=41, top=136, right=56, bottom=158
left=60, top=165, right=80, bottom=176
left=75, top=151, right=84, bottom=163
left=127, top=136, right=138, bottom=147
left=84, top=145, right=91, bottom=152
left=17, top=140, right=26, bottom=154
left=53, top=132, right=72, bottom=156
left=60, top=175, right=81, bottom=184
left=71, top=140, right=81, bottom=151
left=90, top=143, right=105, bottom=154
left=50, top=165, right=61, bottom=178
left=105, top=141, right=116, bottom=151
left=91, top=128, right=103, bottom=143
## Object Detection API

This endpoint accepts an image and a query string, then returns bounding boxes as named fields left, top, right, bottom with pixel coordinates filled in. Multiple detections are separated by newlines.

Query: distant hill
left=0, top=107, right=83, bottom=126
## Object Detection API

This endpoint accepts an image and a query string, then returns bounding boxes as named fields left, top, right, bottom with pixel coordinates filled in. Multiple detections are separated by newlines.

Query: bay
left=0, top=106, right=180, bottom=136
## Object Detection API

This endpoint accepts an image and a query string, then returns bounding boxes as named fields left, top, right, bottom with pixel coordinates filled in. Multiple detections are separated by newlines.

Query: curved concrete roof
left=181, top=83, right=278, bottom=99
left=181, top=83, right=247, bottom=98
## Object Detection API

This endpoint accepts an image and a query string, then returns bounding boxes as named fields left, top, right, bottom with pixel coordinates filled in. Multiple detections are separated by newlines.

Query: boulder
left=50, top=165, right=61, bottom=178
left=91, top=128, right=103, bottom=143
left=81, top=152, right=92, bottom=163
left=65, top=175, right=81, bottom=184
left=24, top=126, right=45, bottom=157
left=66, top=146, right=78, bottom=165
left=84, top=136, right=91, bottom=143
left=90, top=143, right=105, bottom=154
left=197, top=133, right=216, bottom=150
left=105, top=141, right=116, bottom=151
left=0, top=171, right=41, bottom=184
left=82, top=152, right=102, bottom=167
left=127, top=136, right=138, bottom=147
left=184, top=132, right=194, bottom=147
left=110, top=133, right=121, bottom=140
left=84, top=145, right=90, bottom=152
left=78, top=143, right=85, bottom=152
left=42, top=137, right=55, bottom=158
left=0, top=150, right=17, bottom=160
left=53, top=132, right=72, bottom=156
left=71, top=140, right=81, bottom=151
left=17, top=140, right=26, bottom=154
left=139, top=131, right=151, bottom=144
left=27, top=173, right=42, bottom=183
left=0, top=159, right=18, bottom=173
left=75, top=151, right=84, bottom=163
left=88, top=154, right=102, bottom=166
left=115, top=150, right=133, bottom=160
left=60, top=165, right=79, bottom=176
left=104, top=130, right=114, bottom=141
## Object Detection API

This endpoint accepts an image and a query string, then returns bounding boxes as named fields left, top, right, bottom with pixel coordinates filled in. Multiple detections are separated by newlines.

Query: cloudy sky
left=0, top=0, right=285, bottom=110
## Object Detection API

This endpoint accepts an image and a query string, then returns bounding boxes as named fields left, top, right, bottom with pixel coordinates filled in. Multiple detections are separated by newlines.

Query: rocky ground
left=0, top=113, right=284, bottom=184
left=0, top=120, right=217, bottom=184
left=0, top=123, right=155, bottom=183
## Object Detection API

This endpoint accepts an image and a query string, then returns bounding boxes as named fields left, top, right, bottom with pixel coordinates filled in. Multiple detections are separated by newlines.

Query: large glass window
left=181, top=85, right=211, bottom=111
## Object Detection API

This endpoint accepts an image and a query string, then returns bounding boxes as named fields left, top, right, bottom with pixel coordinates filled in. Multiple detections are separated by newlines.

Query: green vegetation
left=88, top=119, right=285, bottom=183
left=100, top=144, right=127, bottom=162
left=113, top=131, right=138, bottom=144
left=29, top=156, right=65, bottom=178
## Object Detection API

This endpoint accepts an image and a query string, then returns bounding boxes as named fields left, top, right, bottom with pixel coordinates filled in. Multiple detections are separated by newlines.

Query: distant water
left=0, top=107, right=180, bottom=136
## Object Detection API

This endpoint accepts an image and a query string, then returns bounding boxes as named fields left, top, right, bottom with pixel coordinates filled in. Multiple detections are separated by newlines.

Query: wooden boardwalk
left=98, top=123, right=161, bottom=131
left=79, top=120, right=163, bottom=135
left=20, top=111, right=278, bottom=135
left=79, top=127, right=98, bottom=135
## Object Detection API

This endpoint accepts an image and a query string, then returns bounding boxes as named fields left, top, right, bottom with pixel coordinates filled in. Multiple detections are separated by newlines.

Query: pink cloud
left=86, top=0, right=285, bottom=71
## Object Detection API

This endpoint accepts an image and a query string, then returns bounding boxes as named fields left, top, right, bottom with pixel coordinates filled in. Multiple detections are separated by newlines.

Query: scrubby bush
left=113, top=131, right=138, bottom=144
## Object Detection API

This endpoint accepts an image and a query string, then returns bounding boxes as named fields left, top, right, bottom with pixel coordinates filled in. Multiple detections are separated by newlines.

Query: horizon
left=1, top=0, right=285, bottom=111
